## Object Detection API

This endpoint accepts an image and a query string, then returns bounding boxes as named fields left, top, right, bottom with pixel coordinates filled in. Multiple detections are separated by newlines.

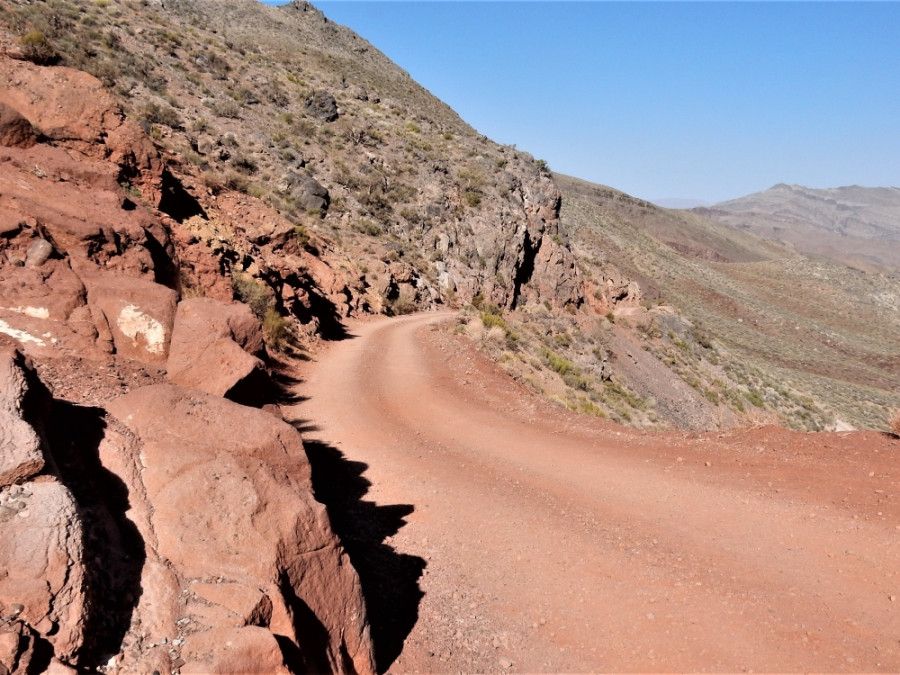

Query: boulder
left=0, top=259, right=86, bottom=324
left=0, top=349, right=45, bottom=488
left=0, top=621, right=35, bottom=675
left=286, top=173, right=330, bottom=214
left=0, top=353, right=86, bottom=666
left=0, top=480, right=86, bottom=665
left=0, top=59, right=160, bottom=182
left=84, top=276, right=177, bottom=362
left=189, top=582, right=273, bottom=629
left=0, top=102, right=35, bottom=149
left=105, top=385, right=375, bottom=675
left=166, top=298, right=270, bottom=404
left=180, top=627, right=290, bottom=675
left=304, top=90, right=338, bottom=122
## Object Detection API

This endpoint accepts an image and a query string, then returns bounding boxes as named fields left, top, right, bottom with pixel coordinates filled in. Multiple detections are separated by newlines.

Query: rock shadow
left=45, top=401, right=145, bottom=669
left=268, top=359, right=311, bottom=407
left=289, top=288, right=356, bottom=342
left=302, top=439, right=425, bottom=674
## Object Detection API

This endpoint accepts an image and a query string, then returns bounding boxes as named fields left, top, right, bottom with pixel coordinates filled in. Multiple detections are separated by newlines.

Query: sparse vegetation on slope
left=554, top=174, right=900, bottom=432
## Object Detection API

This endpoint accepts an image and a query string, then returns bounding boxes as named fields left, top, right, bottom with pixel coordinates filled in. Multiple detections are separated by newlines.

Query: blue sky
left=263, top=2, right=900, bottom=203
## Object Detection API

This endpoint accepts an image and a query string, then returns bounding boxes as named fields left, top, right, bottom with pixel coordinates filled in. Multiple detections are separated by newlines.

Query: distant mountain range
left=650, top=197, right=711, bottom=209
left=701, top=184, right=900, bottom=272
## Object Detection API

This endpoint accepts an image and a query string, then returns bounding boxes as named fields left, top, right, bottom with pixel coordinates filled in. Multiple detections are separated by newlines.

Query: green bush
left=464, top=190, right=481, bottom=208
left=143, top=101, right=182, bottom=129
left=231, top=273, right=270, bottom=318
left=262, top=307, right=289, bottom=351
left=19, top=30, right=57, bottom=64
left=541, top=348, right=575, bottom=377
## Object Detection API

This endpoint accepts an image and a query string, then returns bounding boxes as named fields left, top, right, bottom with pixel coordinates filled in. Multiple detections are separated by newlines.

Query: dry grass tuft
left=743, top=407, right=780, bottom=430
left=889, top=409, right=900, bottom=437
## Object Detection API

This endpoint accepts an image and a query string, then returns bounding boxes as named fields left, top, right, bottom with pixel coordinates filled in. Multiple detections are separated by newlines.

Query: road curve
left=293, top=312, right=900, bottom=673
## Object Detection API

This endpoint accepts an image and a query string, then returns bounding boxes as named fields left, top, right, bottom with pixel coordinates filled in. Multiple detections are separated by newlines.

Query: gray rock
left=24, top=239, right=53, bottom=268
left=304, top=90, right=338, bottom=122
left=348, top=85, right=368, bottom=101
left=289, top=174, right=330, bottom=214
left=196, top=135, right=218, bottom=156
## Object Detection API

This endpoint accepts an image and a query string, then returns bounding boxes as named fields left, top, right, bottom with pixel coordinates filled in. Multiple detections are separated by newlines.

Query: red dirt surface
left=291, top=312, right=900, bottom=673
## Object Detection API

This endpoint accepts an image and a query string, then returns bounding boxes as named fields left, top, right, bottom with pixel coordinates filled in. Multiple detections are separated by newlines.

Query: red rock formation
left=166, top=297, right=270, bottom=404
left=105, top=385, right=374, bottom=674
left=0, top=56, right=376, bottom=674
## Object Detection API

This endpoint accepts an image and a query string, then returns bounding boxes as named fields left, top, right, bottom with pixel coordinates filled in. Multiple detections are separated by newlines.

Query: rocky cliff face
left=0, top=348, right=374, bottom=674
left=0, top=0, right=592, bottom=327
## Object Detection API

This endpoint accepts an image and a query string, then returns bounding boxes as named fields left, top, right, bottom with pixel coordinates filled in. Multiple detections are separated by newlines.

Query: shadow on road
left=302, top=439, right=425, bottom=674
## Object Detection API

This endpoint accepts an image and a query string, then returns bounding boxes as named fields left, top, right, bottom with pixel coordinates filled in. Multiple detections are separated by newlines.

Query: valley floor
left=290, top=312, right=900, bottom=673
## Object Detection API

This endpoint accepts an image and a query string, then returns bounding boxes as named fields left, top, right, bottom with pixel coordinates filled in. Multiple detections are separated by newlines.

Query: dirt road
left=291, top=312, right=900, bottom=673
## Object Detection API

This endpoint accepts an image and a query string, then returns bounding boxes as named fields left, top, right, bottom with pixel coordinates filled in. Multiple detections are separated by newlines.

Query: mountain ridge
left=706, top=183, right=900, bottom=271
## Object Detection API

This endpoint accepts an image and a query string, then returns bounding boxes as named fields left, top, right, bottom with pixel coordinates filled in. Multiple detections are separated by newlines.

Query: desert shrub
left=744, top=389, right=765, bottom=409
left=231, top=273, right=270, bottom=318
left=230, top=153, right=257, bottom=174
left=19, top=30, right=57, bottom=64
left=387, top=296, right=416, bottom=316
left=352, top=219, right=382, bottom=236
left=262, top=307, right=290, bottom=351
left=204, top=97, right=241, bottom=119
left=143, top=101, right=182, bottom=129
left=481, top=312, right=508, bottom=333
left=602, top=379, right=646, bottom=411
left=541, top=348, right=575, bottom=377
left=293, top=224, right=310, bottom=248
left=637, top=318, right=662, bottom=340
left=221, top=171, right=250, bottom=193
left=553, top=333, right=572, bottom=348
left=889, top=409, right=900, bottom=437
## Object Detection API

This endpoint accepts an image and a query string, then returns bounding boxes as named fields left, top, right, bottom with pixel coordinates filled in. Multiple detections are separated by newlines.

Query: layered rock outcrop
left=0, top=56, right=375, bottom=674
left=0, top=350, right=375, bottom=674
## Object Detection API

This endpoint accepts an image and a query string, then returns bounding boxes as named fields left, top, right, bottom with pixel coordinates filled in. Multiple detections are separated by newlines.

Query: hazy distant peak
left=710, top=183, right=900, bottom=272
left=650, top=197, right=712, bottom=209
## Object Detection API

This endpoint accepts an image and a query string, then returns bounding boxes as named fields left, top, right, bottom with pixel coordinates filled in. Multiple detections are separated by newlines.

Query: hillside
left=706, top=183, right=900, bottom=272
left=1, top=0, right=585, bottom=327
left=555, top=174, right=900, bottom=431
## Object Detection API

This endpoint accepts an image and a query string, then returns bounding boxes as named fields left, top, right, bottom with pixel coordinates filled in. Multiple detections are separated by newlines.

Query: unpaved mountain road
left=290, top=312, right=900, bottom=673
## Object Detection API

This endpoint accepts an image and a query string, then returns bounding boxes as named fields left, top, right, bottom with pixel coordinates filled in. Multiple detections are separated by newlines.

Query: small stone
left=24, top=238, right=53, bottom=267
left=890, top=595, right=896, bottom=602
left=499, top=656, right=513, bottom=669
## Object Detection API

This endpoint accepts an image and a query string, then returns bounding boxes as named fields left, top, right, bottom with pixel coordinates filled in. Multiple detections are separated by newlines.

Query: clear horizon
left=263, top=1, right=900, bottom=204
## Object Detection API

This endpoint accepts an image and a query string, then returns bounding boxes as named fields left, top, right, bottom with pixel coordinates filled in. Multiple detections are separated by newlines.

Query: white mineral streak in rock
left=3, top=306, right=51, bottom=319
left=0, top=318, right=46, bottom=346
left=118, top=304, right=167, bottom=354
